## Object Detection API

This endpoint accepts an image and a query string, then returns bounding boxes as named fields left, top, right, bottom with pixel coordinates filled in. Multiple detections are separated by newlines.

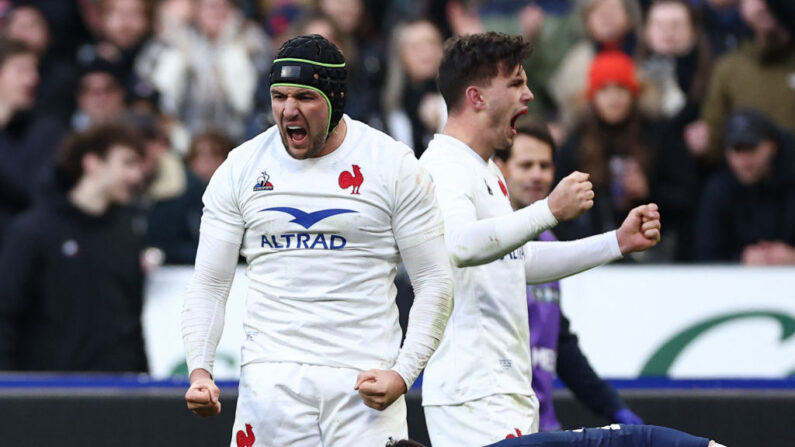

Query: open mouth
left=286, top=125, right=308, bottom=145
left=510, top=109, right=527, bottom=134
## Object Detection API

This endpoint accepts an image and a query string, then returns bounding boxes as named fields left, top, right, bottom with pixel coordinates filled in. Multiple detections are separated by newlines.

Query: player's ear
left=465, top=85, right=486, bottom=110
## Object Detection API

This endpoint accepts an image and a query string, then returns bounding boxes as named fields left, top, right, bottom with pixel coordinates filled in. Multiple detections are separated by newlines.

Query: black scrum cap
left=269, top=34, right=347, bottom=136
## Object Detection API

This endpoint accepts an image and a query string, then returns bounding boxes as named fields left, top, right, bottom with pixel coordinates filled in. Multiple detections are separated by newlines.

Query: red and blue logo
left=253, top=171, right=274, bottom=191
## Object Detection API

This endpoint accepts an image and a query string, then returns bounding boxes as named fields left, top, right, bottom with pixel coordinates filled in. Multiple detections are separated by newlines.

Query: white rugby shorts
left=424, top=393, right=539, bottom=447
left=230, top=362, right=408, bottom=447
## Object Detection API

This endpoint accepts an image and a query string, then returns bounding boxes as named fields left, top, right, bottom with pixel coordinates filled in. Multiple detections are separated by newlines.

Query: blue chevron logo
left=261, top=207, right=357, bottom=229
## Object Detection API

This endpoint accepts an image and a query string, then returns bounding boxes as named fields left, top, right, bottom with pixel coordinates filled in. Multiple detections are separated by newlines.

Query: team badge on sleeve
left=253, top=171, right=274, bottom=191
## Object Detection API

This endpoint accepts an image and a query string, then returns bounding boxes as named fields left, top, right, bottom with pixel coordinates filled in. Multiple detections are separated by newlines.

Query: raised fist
left=547, top=171, right=594, bottom=222
left=616, top=203, right=662, bottom=254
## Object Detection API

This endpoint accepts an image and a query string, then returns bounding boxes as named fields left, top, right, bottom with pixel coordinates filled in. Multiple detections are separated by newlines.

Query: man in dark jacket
left=695, top=108, right=795, bottom=263
left=0, top=38, right=66, bottom=245
left=0, top=123, right=149, bottom=372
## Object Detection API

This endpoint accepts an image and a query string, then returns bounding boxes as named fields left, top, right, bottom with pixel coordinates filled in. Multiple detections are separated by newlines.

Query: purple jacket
left=526, top=231, right=562, bottom=431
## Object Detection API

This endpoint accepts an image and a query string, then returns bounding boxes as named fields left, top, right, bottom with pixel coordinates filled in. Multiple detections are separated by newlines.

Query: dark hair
left=186, top=130, right=235, bottom=164
left=78, top=56, right=125, bottom=91
left=437, top=32, right=530, bottom=112
left=495, top=121, right=557, bottom=163
left=579, top=105, right=650, bottom=188
left=0, top=38, right=35, bottom=68
left=56, top=123, right=145, bottom=190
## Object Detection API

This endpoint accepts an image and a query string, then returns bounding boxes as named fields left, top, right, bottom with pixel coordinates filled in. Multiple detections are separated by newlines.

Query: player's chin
left=286, top=144, right=313, bottom=159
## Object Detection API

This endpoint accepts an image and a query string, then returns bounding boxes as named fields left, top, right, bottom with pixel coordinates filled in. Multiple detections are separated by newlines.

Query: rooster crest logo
left=236, top=423, right=255, bottom=447
left=253, top=171, right=274, bottom=191
left=338, top=164, right=363, bottom=194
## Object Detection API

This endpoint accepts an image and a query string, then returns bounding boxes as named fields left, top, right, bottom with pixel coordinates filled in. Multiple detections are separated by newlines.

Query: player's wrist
left=389, top=369, right=410, bottom=394
left=189, top=368, right=214, bottom=383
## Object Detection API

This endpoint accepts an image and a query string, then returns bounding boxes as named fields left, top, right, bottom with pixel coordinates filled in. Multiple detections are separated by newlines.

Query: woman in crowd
left=550, top=0, right=644, bottom=130
left=382, top=18, right=446, bottom=157
left=136, top=0, right=270, bottom=142
left=555, top=51, right=694, bottom=260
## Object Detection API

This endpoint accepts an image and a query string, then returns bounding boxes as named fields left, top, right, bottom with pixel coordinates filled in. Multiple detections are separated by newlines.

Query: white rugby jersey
left=201, top=115, right=444, bottom=371
left=420, top=134, right=541, bottom=406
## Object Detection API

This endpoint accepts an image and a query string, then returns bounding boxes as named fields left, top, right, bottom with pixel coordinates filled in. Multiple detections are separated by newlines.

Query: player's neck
left=442, top=114, right=495, bottom=162
left=317, top=118, right=348, bottom=158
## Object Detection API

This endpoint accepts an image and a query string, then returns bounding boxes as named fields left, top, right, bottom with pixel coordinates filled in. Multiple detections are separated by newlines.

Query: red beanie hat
left=586, top=51, right=640, bottom=100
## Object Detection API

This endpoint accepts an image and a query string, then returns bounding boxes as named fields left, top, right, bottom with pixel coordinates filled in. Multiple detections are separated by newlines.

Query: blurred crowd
left=0, top=0, right=792, bottom=375
left=0, top=0, right=792, bottom=269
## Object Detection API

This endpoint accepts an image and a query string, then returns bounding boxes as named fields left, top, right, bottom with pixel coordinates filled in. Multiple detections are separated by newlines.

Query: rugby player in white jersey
left=180, top=35, right=454, bottom=447
left=419, top=32, right=662, bottom=447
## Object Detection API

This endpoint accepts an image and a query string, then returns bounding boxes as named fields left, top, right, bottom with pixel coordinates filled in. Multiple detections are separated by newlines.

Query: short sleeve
left=200, top=158, right=245, bottom=244
left=392, top=151, right=445, bottom=249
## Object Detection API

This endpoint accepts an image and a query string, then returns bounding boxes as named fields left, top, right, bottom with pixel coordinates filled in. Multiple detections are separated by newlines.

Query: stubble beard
left=488, top=109, right=515, bottom=151
left=280, top=128, right=328, bottom=160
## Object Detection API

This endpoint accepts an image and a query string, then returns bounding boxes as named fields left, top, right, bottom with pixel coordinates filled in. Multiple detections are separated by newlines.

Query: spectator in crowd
left=694, top=108, right=795, bottom=264
left=3, top=4, right=79, bottom=124
left=639, top=0, right=712, bottom=123
left=316, top=0, right=386, bottom=126
left=0, top=38, right=65, bottom=245
left=382, top=18, right=446, bottom=157
left=695, top=0, right=751, bottom=59
left=79, top=0, right=154, bottom=86
left=687, top=0, right=795, bottom=167
left=638, top=0, right=711, bottom=259
left=11, top=0, right=93, bottom=68
left=550, top=0, right=644, bottom=130
left=556, top=51, right=693, bottom=260
left=4, top=5, right=49, bottom=56
left=423, top=1, right=582, bottom=131
left=494, top=122, right=644, bottom=431
left=186, top=129, right=234, bottom=185
left=136, top=0, right=270, bottom=142
left=517, top=2, right=582, bottom=123
left=72, top=58, right=127, bottom=131
left=152, top=0, right=195, bottom=38
left=130, top=111, right=205, bottom=265
left=443, top=0, right=486, bottom=36
left=0, top=123, right=149, bottom=372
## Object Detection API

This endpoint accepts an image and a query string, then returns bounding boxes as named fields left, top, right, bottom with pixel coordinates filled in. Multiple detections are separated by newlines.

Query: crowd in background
left=0, top=0, right=793, bottom=268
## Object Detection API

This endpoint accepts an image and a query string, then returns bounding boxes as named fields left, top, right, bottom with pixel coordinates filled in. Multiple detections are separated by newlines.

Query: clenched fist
left=616, top=203, right=662, bottom=254
left=185, top=368, right=222, bottom=418
left=547, top=171, right=594, bottom=221
left=354, top=369, right=407, bottom=411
